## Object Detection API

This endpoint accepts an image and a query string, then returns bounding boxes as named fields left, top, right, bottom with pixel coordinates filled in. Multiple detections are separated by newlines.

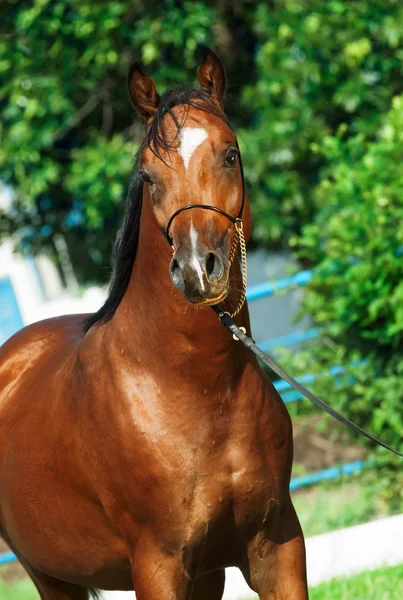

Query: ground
left=293, top=415, right=365, bottom=472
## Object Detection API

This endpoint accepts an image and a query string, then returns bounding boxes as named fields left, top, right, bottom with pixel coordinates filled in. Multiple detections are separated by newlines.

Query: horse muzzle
left=169, top=246, right=229, bottom=304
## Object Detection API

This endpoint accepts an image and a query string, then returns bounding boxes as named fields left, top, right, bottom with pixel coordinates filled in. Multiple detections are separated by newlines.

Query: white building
left=0, top=184, right=105, bottom=344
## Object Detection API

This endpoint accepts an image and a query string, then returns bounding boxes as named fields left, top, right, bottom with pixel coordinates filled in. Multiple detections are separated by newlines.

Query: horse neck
left=111, top=190, right=250, bottom=381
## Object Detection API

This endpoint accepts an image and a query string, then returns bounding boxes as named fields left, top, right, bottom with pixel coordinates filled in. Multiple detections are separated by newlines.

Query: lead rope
left=227, top=221, right=247, bottom=318
left=211, top=308, right=403, bottom=458
left=213, top=230, right=403, bottom=457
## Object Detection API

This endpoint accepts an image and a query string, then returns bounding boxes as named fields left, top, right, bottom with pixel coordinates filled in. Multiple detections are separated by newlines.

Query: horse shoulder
left=0, top=314, right=90, bottom=408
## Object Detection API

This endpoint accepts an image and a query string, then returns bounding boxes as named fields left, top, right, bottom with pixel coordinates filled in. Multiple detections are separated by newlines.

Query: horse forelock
left=144, top=87, right=229, bottom=164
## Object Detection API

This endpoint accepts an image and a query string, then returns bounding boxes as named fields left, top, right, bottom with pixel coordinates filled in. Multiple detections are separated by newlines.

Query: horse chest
left=168, top=446, right=281, bottom=572
left=188, top=431, right=283, bottom=540
left=196, top=406, right=290, bottom=549
left=109, top=376, right=290, bottom=564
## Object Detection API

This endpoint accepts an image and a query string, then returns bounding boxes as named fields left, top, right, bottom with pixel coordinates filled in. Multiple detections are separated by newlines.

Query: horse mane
left=83, top=86, right=227, bottom=332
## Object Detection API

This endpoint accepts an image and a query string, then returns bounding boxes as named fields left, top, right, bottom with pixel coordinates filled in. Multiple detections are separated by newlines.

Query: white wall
left=0, top=240, right=106, bottom=330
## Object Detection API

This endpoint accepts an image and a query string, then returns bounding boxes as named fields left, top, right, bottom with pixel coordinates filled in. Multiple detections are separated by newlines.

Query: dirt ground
left=293, top=415, right=364, bottom=472
left=0, top=416, right=364, bottom=584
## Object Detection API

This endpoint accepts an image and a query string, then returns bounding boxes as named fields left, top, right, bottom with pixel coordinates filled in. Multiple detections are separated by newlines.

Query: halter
left=162, top=140, right=248, bottom=318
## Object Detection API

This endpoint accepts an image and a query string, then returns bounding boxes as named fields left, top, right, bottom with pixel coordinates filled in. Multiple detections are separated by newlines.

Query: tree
left=0, top=0, right=256, bottom=282
left=283, top=94, right=403, bottom=509
left=241, top=0, right=403, bottom=245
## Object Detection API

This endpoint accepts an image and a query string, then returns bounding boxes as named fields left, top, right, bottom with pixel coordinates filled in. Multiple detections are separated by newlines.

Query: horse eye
left=139, top=170, right=154, bottom=185
left=224, top=149, right=238, bottom=167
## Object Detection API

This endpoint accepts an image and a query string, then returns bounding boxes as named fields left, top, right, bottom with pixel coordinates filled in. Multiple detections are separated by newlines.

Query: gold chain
left=227, top=221, right=247, bottom=318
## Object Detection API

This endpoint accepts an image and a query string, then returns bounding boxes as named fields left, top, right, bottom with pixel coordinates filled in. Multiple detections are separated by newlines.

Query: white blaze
left=190, top=222, right=198, bottom=253
left=179, top=131, right=207, bottom=290
left=178, top=127, right=208, bottom=170
left=192, top=255, right=205, bottom=291
left=190, top=222, right=205, bottom=290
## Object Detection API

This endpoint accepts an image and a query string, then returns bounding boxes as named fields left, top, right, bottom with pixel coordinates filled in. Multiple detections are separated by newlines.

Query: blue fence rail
left=0, top=552, right=16, bottom=567
left=246, top=269, right=313, bottom=301
left=247, top=269, right=319, bottom=352
left=0, top=267, right=366, bottom=568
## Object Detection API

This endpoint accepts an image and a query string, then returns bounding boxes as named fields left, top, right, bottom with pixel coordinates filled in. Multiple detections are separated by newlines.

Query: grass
left=309, top=563, right=403, bottom=599
left=292, top=479, right=388, bottom=537
left=2, top=564, right=403, bottom=600
left=0, top=578, right=39, bottom=599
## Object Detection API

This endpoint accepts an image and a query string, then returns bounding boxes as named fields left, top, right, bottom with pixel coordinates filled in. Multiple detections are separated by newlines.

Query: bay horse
left=0, top=48, right=308, bottom=599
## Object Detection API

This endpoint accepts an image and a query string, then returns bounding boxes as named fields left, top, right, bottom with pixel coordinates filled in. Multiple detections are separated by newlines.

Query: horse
left=0, top=48, right=308, bottom=599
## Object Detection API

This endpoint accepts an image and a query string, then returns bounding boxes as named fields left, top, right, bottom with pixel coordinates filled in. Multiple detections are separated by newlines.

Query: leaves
left=284, top=93, right=403, bottom=507
left=242, top=0, right=403, bottom=246
left=4, top=0, right=403, bottom=275
left=0, top=0, right=226, bottom=279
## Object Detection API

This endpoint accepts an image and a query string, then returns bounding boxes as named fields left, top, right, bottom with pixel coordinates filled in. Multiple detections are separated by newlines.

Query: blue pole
left=258, top=327, right=320, bottom=352
left=0, top=551, right=17, bottom=566
left=246, top=269, right=313, bottom=302
left=273, top=359, right=365, bottom=394
left=281, top=389, right=304, bottom=404
left=290, top=460, right=366, bottom=491
left=246, top=246, right=403, bottom=303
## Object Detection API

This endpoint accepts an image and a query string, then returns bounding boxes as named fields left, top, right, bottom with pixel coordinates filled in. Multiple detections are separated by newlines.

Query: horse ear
left=128, top=62, right=160, bottom=121
left=198, top=47, right=226, bottom=108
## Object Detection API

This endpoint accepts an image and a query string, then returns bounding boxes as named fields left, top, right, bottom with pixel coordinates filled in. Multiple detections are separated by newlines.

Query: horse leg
left=0, top=529, right=89, bottom=599
left=25, top=568, right=89, bottom=600
left=243, top=498, right=308, bottom=600
left=131, top=539, right=192, bottom=600
left=15, top=555, right=89, bottom=600
left=191, top=570, right=225, bottom=600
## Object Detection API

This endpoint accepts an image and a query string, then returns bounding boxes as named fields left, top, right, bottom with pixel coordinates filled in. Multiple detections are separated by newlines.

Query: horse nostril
left=206, top=253, right=216, bottom=277
left=169, top=257, right=185, bottom=290
left=205, top=252, right=223, bottom=281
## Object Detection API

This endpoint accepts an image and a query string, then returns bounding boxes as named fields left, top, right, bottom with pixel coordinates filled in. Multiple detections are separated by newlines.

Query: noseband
left=162, top=141, right=248, bottom=317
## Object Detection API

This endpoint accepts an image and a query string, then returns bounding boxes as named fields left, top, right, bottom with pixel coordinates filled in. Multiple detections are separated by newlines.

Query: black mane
left=83, top=86, right=227, bottom=332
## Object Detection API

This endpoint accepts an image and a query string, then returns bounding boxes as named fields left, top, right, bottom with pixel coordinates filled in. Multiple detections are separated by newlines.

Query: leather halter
left=163, top=141, right=246, bottom=247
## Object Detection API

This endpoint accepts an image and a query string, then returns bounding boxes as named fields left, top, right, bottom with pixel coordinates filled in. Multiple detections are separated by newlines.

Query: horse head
left=127, top=48, right=251, bottom=307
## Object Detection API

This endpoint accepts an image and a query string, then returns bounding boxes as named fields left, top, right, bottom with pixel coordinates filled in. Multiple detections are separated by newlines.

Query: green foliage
left=0, top=578, right=39, bottom=600
left=242, top=0, right=403, bottom=245
left=293, top=96, right=403, bottom=347
left=0, top=0, right=255, bottom=281
left=309, top=564, right=403, bottom=600
left=65, top=135, right=134, bottom=229
left=284, top=93, right=403, bottom=509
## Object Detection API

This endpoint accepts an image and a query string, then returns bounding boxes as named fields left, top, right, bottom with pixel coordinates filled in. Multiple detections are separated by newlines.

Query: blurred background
left=1, top=1, right=403, bottom=598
